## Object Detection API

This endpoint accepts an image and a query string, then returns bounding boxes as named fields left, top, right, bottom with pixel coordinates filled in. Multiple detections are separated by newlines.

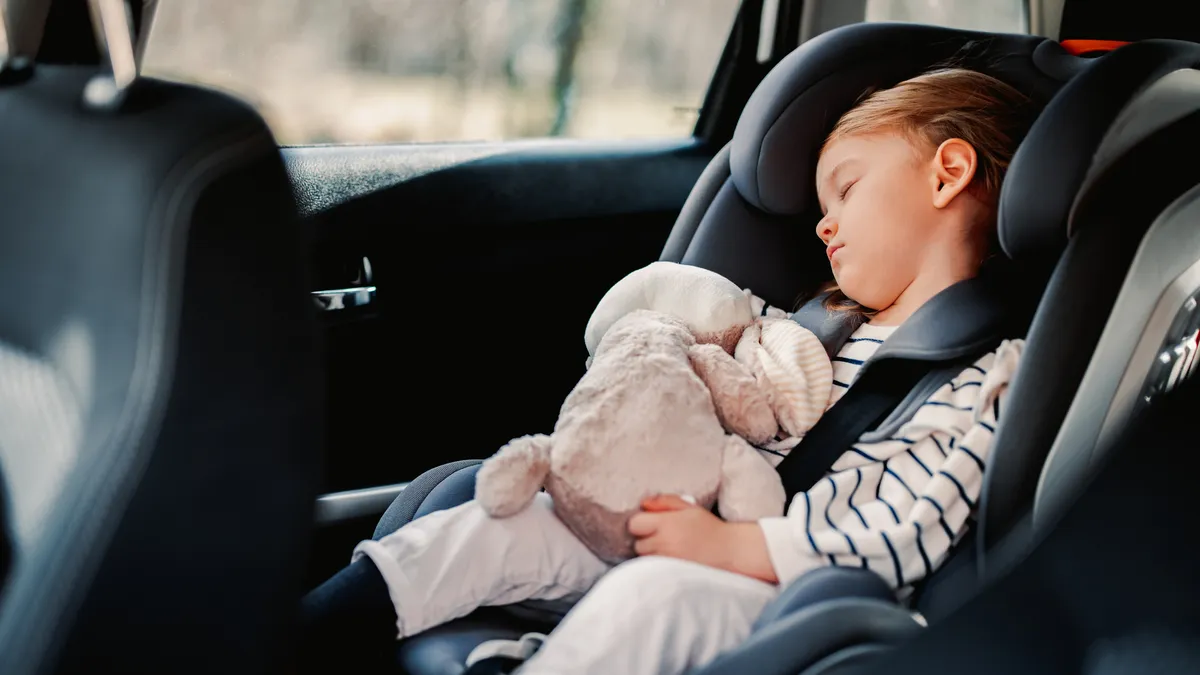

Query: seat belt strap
left=775, top=356, right=985, bottom=504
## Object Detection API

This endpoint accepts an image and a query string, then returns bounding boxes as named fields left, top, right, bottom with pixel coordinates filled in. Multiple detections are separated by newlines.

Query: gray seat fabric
left=694, top=598, right=923, bottom=675
left=373, top=460, right=482, bottom=540
left=842, top=369, right=1200, bottom=675
left=1033, top=70, right=1200, bottom=528
left=0, top=56, right=322, bottom=675
left=978, top=38, right=1200, bottom=562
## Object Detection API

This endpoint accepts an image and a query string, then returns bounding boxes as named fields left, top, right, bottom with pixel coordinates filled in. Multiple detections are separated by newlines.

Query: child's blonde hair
left=814, top=67, right=1037, bottom=315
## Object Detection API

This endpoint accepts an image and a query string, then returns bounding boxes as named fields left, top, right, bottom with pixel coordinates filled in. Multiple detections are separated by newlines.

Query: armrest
left=373, top=460, right=483, bottom=539
left=693, top=598, right=924, bottom=675
left=753, top=567, right=897, bottom=631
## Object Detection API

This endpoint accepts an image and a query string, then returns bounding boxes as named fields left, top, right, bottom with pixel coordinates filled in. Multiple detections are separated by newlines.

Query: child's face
left=814, top=131, right=950, bottom=312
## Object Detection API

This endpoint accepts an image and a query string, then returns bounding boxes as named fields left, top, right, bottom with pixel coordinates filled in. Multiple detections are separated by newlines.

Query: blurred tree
left=549, top=0, right=589, bottom=136
left=502, top=0, right=531, bottom=90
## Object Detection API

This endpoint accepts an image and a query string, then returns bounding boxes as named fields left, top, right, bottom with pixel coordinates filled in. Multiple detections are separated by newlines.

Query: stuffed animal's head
left=584, top=261, right=754, bottom=369
left=590, top=307, right=695, bottom=365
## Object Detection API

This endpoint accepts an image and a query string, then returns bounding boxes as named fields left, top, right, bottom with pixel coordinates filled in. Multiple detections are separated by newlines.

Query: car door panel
left=286, top=137, right=716, bottom=495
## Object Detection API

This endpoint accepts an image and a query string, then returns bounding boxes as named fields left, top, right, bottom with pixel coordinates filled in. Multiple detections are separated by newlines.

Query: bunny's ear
left=687, top=343, right=777, bottom=445
left=751, top=320, right=834, bottom=438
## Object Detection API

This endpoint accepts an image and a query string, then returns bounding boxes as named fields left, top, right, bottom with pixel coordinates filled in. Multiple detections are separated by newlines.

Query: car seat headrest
left=999, top=39, right=1200, bottom=261
left=728, top=23, right=1073, bottom=217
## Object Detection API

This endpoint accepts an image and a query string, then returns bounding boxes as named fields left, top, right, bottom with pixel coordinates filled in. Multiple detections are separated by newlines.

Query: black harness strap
left=775, top=356, right=986, bottom=504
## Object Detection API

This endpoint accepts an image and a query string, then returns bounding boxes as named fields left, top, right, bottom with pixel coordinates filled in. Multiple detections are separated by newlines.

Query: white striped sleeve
left=756, top=339, right=1025, bottom=589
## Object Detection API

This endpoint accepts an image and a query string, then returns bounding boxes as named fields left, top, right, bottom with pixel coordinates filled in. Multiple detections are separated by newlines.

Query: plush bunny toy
left=474, top=262, right=833, bottom=563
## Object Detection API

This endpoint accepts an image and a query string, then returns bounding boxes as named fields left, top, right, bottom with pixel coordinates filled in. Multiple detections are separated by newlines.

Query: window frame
left=693, top=0, right=810, bottom=147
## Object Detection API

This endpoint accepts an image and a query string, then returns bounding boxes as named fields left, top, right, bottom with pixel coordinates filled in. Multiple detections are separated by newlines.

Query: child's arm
left=624, top=384, right=1011, bottom=587
left=629, top=341, right=1023, bottom=589
left=755, top=340, right=1023, bottom=589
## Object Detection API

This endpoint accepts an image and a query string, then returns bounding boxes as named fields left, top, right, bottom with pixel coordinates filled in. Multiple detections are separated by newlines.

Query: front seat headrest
left=730, top=23, right=1069, bottom=217
left=999, top=39, right=1200, bottom=261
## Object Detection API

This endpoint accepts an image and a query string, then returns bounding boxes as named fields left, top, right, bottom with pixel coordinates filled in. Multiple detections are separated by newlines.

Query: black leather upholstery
left=0, top=67, right=322, bottom=675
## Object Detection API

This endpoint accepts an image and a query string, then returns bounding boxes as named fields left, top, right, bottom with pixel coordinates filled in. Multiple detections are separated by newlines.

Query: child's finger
left=641, top=494, right=696, bottom=512
left=627, top=512, right=659, bottom=537
left=633, top=535, right=657, bottom=556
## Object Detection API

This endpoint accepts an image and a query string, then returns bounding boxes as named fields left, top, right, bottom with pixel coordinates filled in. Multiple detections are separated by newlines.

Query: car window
left=865, top=0, right=1028, bottom=33
left=142, top=0, right=743, bottom=146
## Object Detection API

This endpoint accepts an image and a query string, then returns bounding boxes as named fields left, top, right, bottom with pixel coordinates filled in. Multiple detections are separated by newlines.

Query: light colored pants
left=352, top=493, right=780, bottom=675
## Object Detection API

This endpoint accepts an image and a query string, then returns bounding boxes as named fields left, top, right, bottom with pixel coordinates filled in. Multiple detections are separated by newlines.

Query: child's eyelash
left=839, top=181, right=856, bottom=199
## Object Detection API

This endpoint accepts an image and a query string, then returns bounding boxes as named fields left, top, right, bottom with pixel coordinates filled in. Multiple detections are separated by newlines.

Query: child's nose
left=816, top=216, right=837, bottom=243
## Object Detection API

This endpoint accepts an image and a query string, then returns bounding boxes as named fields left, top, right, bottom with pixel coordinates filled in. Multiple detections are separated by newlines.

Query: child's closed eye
left=838, top=180, right=858, bottom=200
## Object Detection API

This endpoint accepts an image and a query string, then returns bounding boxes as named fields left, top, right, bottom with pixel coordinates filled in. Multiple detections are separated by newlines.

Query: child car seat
left=374, top=22, right=1102, bottom=675
left=844, top=364, right=1200, bottom=675
left=690, top=36, right=1200, bottom=675
left=979, top=38, right=1200, bottom=564
left=1031, top=63, right=1200, bottom=530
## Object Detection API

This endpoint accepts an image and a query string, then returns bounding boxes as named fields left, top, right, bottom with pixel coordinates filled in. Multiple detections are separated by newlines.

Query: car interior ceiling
left=2, top=0, right=1200, bottom=673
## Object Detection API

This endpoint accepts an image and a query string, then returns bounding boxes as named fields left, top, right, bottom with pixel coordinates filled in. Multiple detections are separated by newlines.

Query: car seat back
left=1026, top=58, right=1200, bottom=536
left=979, top=39, right=1200, bottom=564
left=0, top=3, right=323, bottom=674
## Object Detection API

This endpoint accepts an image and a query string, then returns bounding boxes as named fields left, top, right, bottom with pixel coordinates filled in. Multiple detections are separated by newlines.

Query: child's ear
left=930, top=138, right=978, bottom=209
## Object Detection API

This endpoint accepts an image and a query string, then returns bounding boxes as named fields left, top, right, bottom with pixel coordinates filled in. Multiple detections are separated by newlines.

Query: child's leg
left=516, top=556, right=779, bottom=675
left=296, top=556, right=399, bottom=672
left=351, top=492, right=612, bottom=638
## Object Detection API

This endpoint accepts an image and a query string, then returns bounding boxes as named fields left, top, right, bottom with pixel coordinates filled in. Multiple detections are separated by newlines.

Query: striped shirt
left=748, top=295, right=1025, bottom=592
left=827, top=323, right=895, bottom=407
left=753, top=322, right=896, bottom=458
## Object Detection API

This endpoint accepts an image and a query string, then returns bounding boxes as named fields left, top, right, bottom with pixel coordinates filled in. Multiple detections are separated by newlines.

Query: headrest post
left=0, top=1, right=33, bottom=84
left=83, top=0, right=138, bottom=111
left=0, top=2, right=10, bottom=67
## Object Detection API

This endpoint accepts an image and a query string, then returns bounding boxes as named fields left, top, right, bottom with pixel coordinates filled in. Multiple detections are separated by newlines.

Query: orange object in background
left=1060, top=39, right=1132, bottom=55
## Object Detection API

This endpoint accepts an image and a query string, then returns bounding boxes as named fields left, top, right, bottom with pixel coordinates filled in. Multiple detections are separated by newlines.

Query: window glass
left=142, top=0, right=743, bottom=146
left=865, top=0, right=1027, bottom=33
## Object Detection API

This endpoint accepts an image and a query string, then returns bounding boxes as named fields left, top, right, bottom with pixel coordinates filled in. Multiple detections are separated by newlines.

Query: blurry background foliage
left=143, top=0, right=1026, bottom=146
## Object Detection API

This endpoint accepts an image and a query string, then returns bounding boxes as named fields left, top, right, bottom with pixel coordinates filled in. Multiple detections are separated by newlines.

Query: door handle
left=312, top=256, right=375, bottom=311
left=312, top=285, right=375, bottom=311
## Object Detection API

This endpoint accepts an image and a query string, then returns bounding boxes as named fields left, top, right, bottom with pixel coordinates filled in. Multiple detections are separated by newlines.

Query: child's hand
left=628, top=495, right=779, bottom=583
